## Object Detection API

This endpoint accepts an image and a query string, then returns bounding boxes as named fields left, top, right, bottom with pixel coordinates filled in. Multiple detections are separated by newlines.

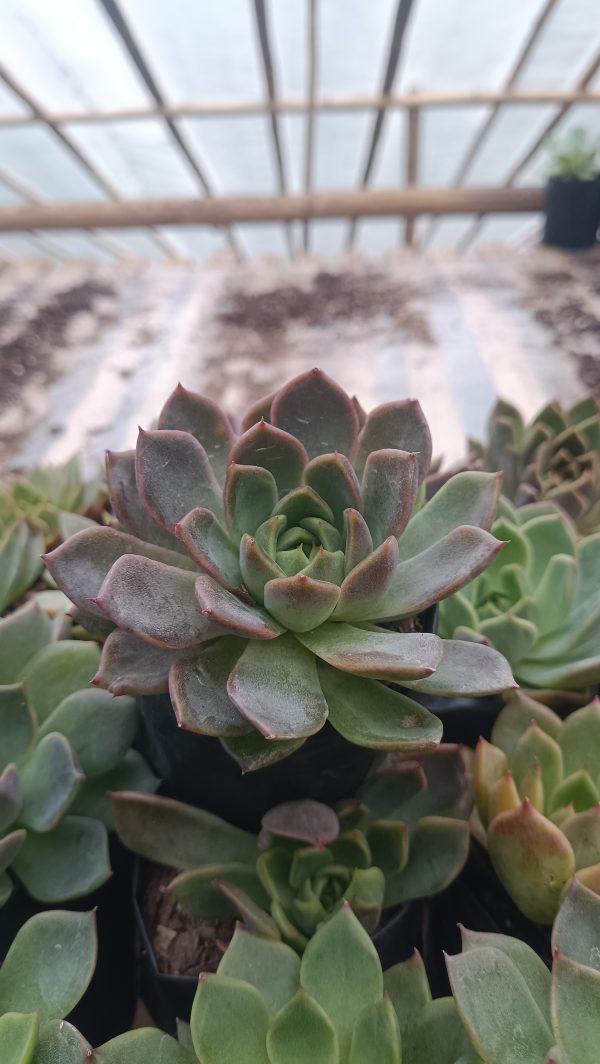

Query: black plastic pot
left=133, top=858, right=421, bottom=1034
left=0, top=838, right=136, bottom=1046
left=419, top=841, right=552, bottom=999
left=137, top=701, right=376, bottom=832
left=543, top=175, right=600, bottom=249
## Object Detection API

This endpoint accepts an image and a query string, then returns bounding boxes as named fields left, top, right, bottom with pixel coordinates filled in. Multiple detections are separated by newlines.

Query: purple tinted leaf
left=363, top=527, right=505, bottom=620
left=229, top=422, right=307, bottom=494
left=362, top=449, right=419, bottom=546
left=240, top=390, right=276, bottom=432
left=271, top=368, right=359, bottom=459
left=263, top=575, right=341, bottom=633
left=227, top=633, right=328, bottom=740
left=175, top=508, right=242, bottom=589
left=195, top=574, right=283, bottom=639
left=343, top=509, right=373, bottom=574
left=93, top=629, right=187, bottom=695
left=44, top=526, right=196, bottom=620
left=334, top=537, right=398, bottom=622
left=262, top=800, right=340, bottom=847
left=95, top=555, right=220, bottom=649
left=224, top=464, right=278, bottom=541
left=304, top=453, right=362, bottom=530
left=354, top=400, right=432, bottom=482
left=106, top=449, right=181, bottom=550
left=296, top=623, right=443, bottom=681
left=170, top=637, right=252, bottom=736
left=158, top=383, right=234, bottom=483
left=136, top=428, right=222, bottom=532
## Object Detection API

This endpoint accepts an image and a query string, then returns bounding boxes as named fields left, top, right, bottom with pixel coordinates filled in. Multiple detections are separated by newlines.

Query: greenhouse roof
left=0, top=0, right=599, bottom=262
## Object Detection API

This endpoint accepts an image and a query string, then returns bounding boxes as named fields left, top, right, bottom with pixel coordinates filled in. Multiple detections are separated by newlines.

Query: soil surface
left=143, top=864, right=235, bottom=978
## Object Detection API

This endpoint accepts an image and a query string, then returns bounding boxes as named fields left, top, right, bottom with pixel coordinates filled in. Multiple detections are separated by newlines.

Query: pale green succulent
left=448, top=879, right=600, bottom=1064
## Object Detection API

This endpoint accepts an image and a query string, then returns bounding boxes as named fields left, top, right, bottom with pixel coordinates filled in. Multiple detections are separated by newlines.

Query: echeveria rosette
left=468, top=395, right=600, bottom=534
left=439, top=498, right=600, bottom=692
left=474, top=692, right=600, bottom=923
left=112, top=744, right=471, bottom=953
left=46, top=370, right=515, bottom=769
left=0, top=599, right=158, bottom=907
left=448, top=879, right=600, bottom=1064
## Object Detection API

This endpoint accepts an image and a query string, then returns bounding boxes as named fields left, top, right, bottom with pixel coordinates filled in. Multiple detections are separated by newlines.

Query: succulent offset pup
left=113, top=745, right=472, bottom=952
left=448, top=879, right=600, bottom=1064
left=474, top=692, right=600, bottom=923
left=46, top=370, right=514, bottom=768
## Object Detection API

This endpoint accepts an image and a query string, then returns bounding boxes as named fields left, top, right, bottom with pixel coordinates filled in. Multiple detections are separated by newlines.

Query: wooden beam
left=0, top=186, right=544, bottom=232
left=0, top=89, right=597, bottom=128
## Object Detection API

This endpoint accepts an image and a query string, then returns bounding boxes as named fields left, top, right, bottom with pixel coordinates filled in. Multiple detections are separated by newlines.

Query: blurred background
left=0, top=0, right=599, bottom=472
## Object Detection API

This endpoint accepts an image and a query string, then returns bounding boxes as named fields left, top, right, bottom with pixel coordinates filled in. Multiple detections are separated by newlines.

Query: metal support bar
left=347, top=0, right=415, bottom=248
left=422, top=0, right=560, bottom=250
left=303, top=0, right=318, bottom=252
left=253, top=0, right=293, bottom=256
left=0, top=186, right=544, bottom=231
left=98, top=0, right=241, bottom=259
left=404, top=103, right=420, bottom=246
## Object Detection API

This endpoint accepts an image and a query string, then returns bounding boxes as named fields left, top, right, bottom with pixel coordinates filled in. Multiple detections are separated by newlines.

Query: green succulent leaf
left=175, top=507, right=242, bottom=588
left=447, top=945, right=554, bottom=1063
left=0, top=910, right=96, bottom=1023
left=297, top=624, right=442, bottom=681
left=354, top=399, right=432, bottom=482
left=217, top=925, right=300, bottom=1015
left=460, top=927, right=552, bottom=1026
left=348, top=996, right=401, bottom=1063
left=402, top=639, right=516, bottom=696
left=551, top=878, right=600, bottom=971
left=12, top=817, right=110, bottom=902
left=33, top=1019, right=92, bottom=1063
left=362, top=448, right=418, bottom=546
left=268, top=989, right=340, bottom=1064
left=270, top=368, right=359, bottom=460
left=0, top=601, right=52, bottom=686
left=227, top=633, right=329, bottom=740
left=384, top=816, right=469, bottom=906
left=170, top=864, right=266, bottom=919
left=224, top=464, right=279, bottom=541
left=111, top=792, right=257, bottom=869
left=95, top=1028, right=193, bottom=1063
left=0, top=686, right=36, bottom=773
left=191, top=974, right=270, bottom=1064
left=38, top=689, right=136, bottom=777
left=136, top=427, right=222, bottom=530
left=0, top=1011, right=39, bottom=1064
left=169, top=637, right=251, bottom=736
left=18, top=732, right=82, bottom=833
left=383, top=950, right=431, bottom=1041
left=551, top=953, right=600, bottom=1064
left=19, top=641, right=100, bottom=725
left=398, top=471, right=502, bottom=559
left=263, top=575, right=341, bottom=633
left=221, top=731, right=305, bottom=773
left=158, top=383, right=234, bottom=484
left=333, top=537, right=399, bottom=622
left=69, top=749, right=158, bottom=829
left=106, top=449, right=181, bottom=552
left=343, top=508, right=373, bottom=573
left=230, top=421, right=307, bottom=494
left=300, top=904, right=383, bottom=1059
left=304, top=453, right=362, bottom=531
left=319, top=665, right=442, bottom=751
left=0, top=829, right=26, bottom=876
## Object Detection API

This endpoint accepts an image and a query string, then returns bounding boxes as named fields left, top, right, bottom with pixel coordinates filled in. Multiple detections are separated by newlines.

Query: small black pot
left=137, top=700, right=376, bottom=832
left=543, top=175, right=600, bottom=249
left=419, top=841, right=552, bottom=999
left=133, top=859, right=420, bottom=1033
left=0, top=838, right=136, bottom=1046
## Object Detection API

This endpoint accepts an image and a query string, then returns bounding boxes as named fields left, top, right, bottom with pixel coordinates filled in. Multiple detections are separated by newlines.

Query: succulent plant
left=474, top=692, right=600, bottom=923
left=0, top=455, right=106, bottom=615
left=439, top=499, right=600, bottom=692
left=448, top=878, right=600, bottom=1064
left=184, top=903, right=478, bottom=1063
left=45, top=370, right=514, bottom=768
left=0, top=908, right=193, bottom=1062
left=467, top=396, right=600, bottom=534
left=113, top=744, right=472, bottom=952
left=0, top=599, right=158, bottom=907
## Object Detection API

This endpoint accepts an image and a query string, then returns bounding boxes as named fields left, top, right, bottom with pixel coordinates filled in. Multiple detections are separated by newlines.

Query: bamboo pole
left=0, top=186, right=544, bottom=232
left=404, top=104, right=420, bottom=246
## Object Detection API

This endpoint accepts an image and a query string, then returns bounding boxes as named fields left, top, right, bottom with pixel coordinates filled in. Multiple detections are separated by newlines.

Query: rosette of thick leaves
left=467, top=396, right=600, bottom=534
left=46, top=370, right=514, bottom=769
left=112, top=745, right=471, bottom=954
left=439, top=498, right=600, bottom=691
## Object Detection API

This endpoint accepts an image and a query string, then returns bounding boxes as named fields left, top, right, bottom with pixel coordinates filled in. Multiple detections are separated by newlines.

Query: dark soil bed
left=142, top=864, right=235, bottom=978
